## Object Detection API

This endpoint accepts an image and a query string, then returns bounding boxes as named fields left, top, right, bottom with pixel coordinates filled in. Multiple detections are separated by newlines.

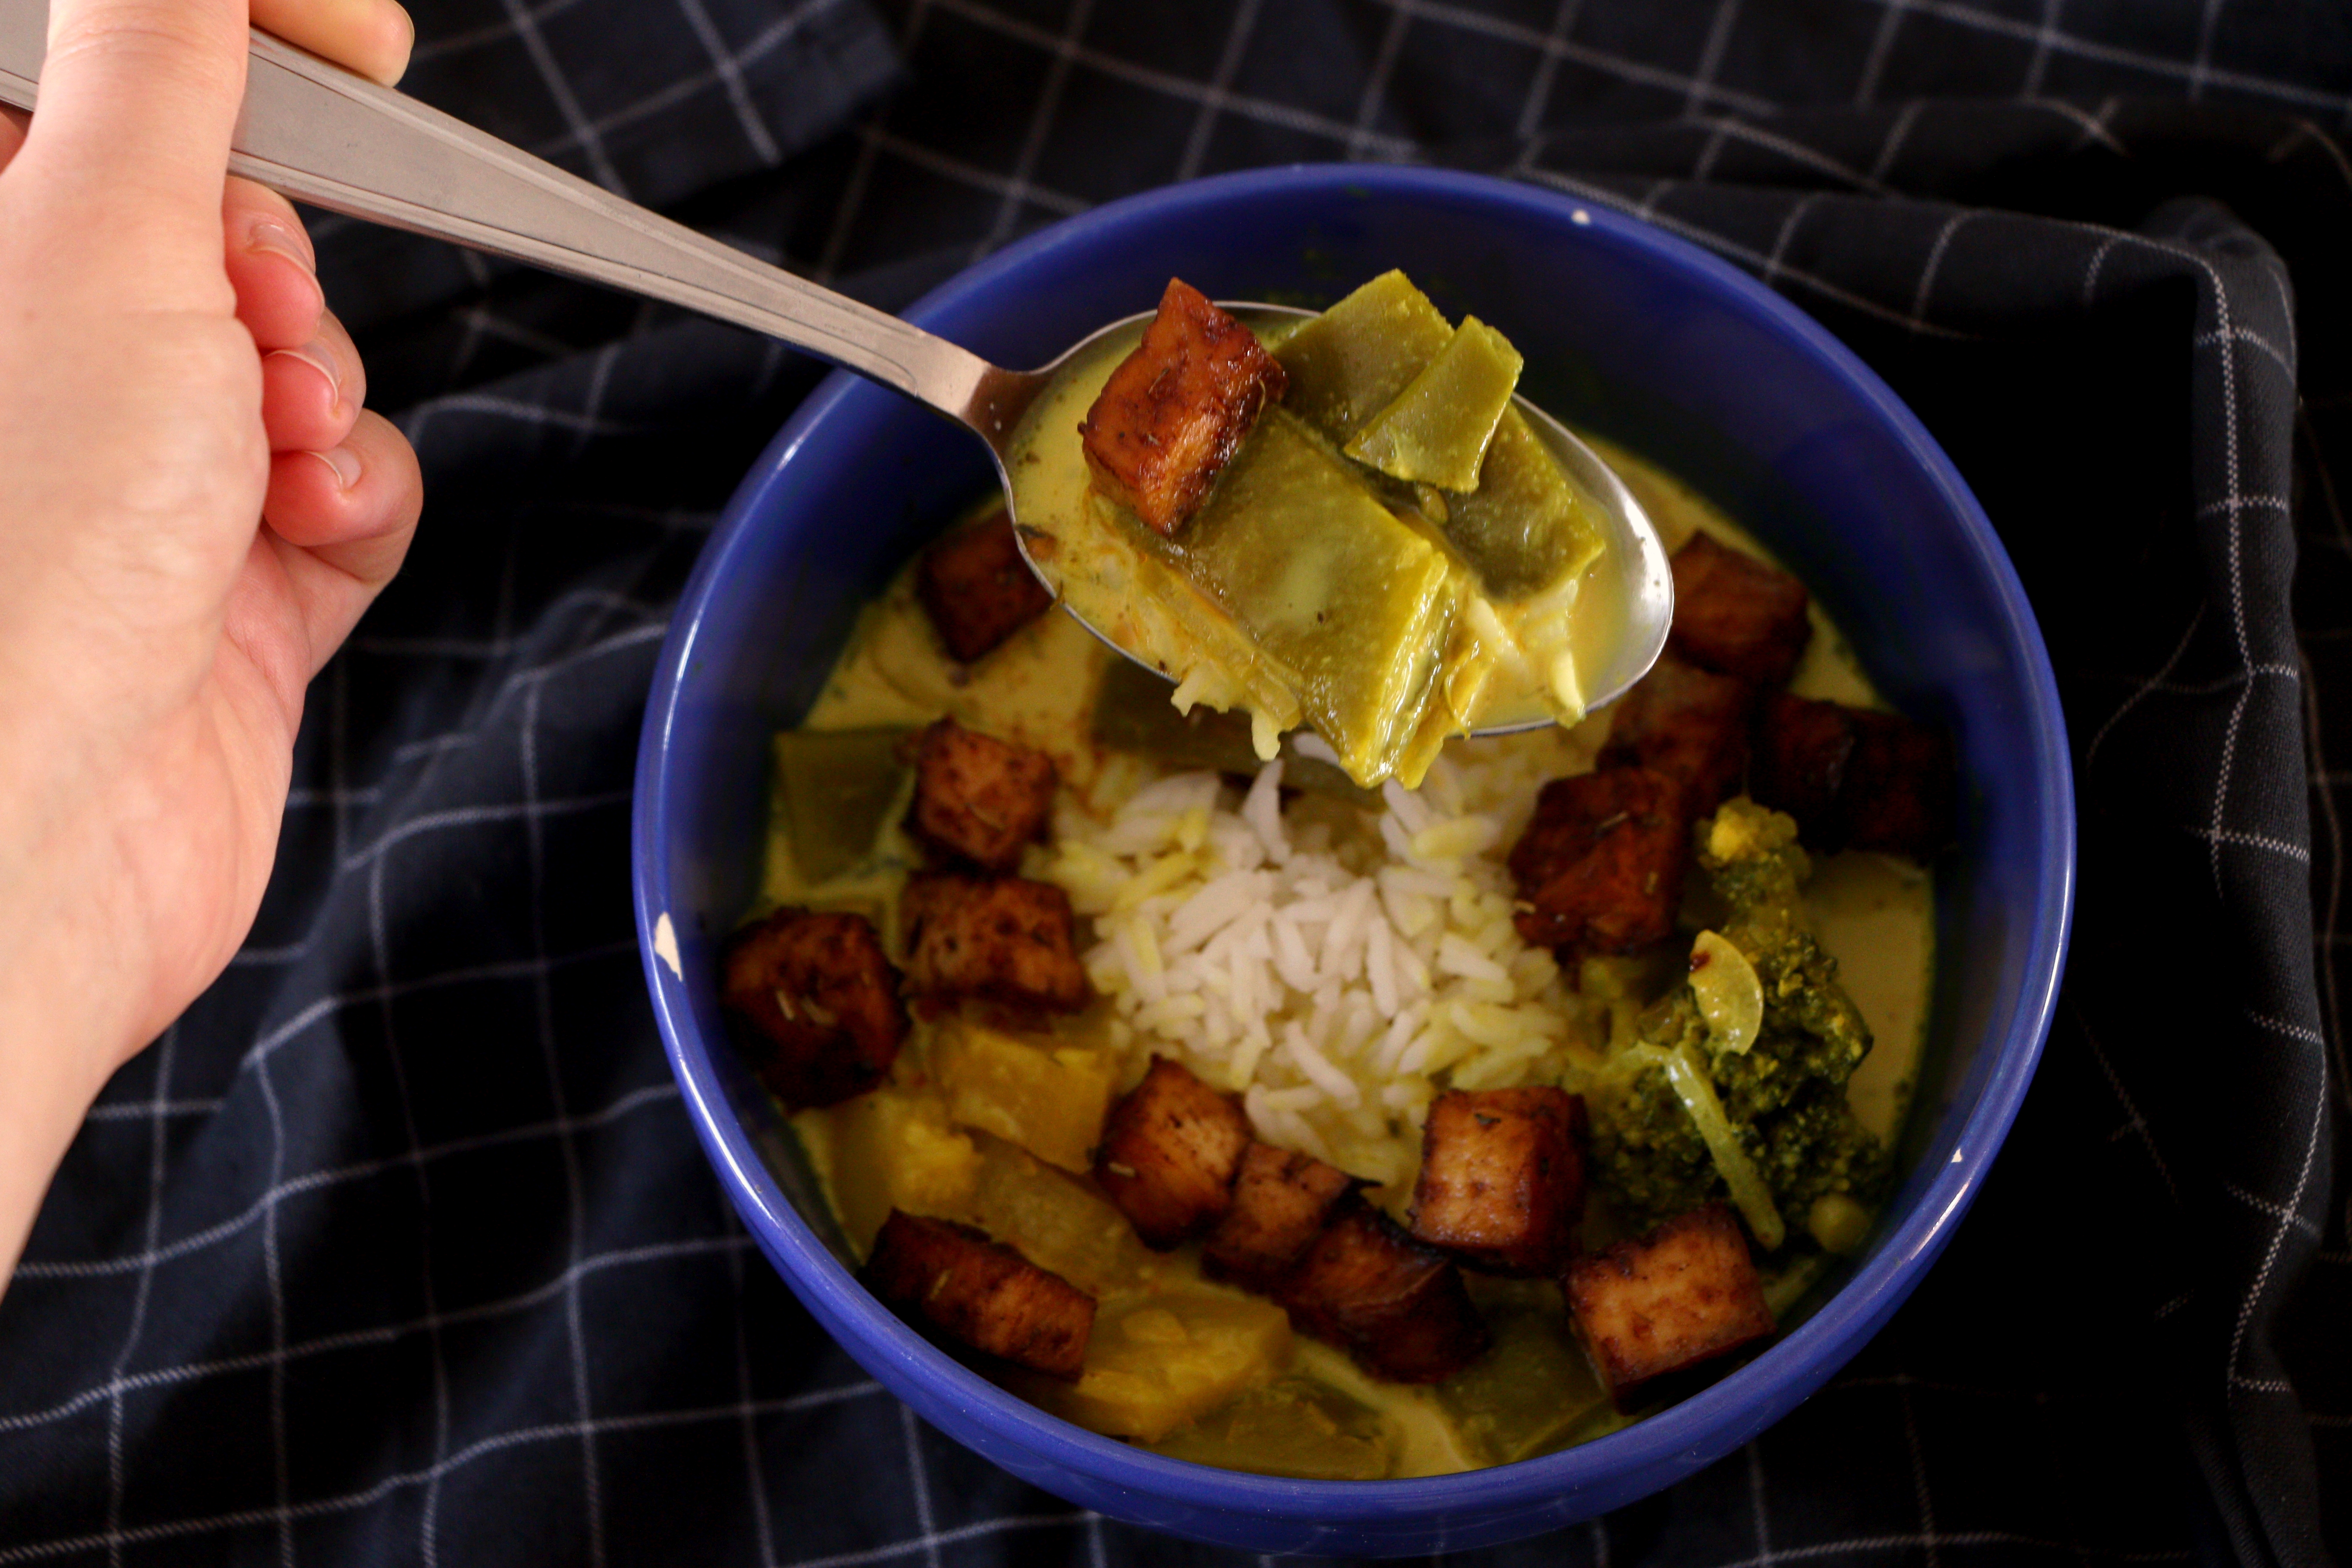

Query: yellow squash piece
left=933, top=1017, right=1117, bottom=1173
left=1019, top=1286, right=1294, bottom=1442
left=971, top=1137, right=1156, bottom=1297
left=1344, top=317, right=1523, bottom=492
left=1144, top=1379, right=1398, bottom=1480
left=805, top=1089, right=980, bottom=1254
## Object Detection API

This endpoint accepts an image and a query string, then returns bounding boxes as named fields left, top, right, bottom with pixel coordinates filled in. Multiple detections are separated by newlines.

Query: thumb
left=13, top=0, right=249, bottom=289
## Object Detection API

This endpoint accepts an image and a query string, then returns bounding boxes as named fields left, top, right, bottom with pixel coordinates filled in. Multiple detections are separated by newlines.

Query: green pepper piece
left=1433, top=1289, right=1616, bottom=1465
left=1273, top=270, right=1454, bottom=444
left=1343, top=317, right=1524, bottom=492
left=1145, top=409, right=1464, bottom=785
left=1438, top=408, right=1607, bottom=600
left=1088, top=659, right=1378, bottom=805
left=772, top=726, right=913, bottom=885
left=1144, top=1379, right=1397, bottom=1481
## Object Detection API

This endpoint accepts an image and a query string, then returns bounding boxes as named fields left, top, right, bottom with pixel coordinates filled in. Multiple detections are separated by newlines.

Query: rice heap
left=1042, top=725, right=1610, bottom=1190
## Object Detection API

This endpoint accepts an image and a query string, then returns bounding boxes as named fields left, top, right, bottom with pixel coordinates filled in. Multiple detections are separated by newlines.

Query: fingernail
left=248, top=219, right=315, bottom=276
left=269, top=341, right=342, bottom=408
left=307, top=445, right=363, bottom=491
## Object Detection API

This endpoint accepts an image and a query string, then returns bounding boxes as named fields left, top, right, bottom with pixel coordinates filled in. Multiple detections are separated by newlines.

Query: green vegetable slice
left=773, top=726, right=913, bottom=885
left=1633, top=1041, right=1788, bottom=1250
left=1273, top=270, right=1454, bottom=443
left=1344, top=317, right=1524, bottom=492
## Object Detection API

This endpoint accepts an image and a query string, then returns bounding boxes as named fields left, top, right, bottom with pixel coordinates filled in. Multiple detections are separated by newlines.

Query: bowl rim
left=632, top=161, right=2076, bottom=1519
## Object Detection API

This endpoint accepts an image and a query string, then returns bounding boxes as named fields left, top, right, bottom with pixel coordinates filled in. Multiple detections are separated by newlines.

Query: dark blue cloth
left=3, top=2, right=2347, bottom=1563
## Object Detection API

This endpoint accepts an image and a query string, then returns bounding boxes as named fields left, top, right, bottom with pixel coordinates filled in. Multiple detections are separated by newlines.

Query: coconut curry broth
left=747, top=441, right=1931, bottom=1478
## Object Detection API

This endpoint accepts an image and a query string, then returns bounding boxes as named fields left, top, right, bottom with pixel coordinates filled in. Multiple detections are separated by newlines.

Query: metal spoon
left=0, top=7, right=1672, bottom=727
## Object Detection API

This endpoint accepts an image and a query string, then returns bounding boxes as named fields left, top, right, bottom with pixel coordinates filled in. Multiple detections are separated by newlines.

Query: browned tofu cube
left=1669, top=533, right=1811, bottom=686
left=1274, top=1206, right=1489, bottom=1384
left=902, top=873, right=1090, bottom=1014
left=1078, top=279, right=1288, bottom=536
left=721, top=908, right=907, bottom=1110
left=918, top=506, right=1054, bottom=662
left=863, top=1210, right=1095, bottom=1380
left=907, top=718, right=1058, bottom=873
left=1093, top=1055, right=1253, bottom=1249
left=1564, top=1202, right=1776, bottom=1406
left=1751, top=692, right=1954, bottom=860
left=1408, top=1087, right=1587, bottom=1276
left=1203, top=1142, right=1362, bottom=1288
left=1507, top=768, right=1693, bottom=954
left=1598, top=656, right=1756, bottom=812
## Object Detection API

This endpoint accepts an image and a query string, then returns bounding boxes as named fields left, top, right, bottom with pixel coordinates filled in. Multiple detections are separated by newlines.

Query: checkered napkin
left=2, top=1, right=2347, bottom=1564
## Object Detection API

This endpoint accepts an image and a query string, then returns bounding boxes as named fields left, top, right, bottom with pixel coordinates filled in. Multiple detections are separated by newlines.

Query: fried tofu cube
left=1203, top=1142, right=1363, bottom=1289
left=863, top=1210, right=1095, bottom=1380
left=902, top=873, right=1091, bottom=1014
left=721, top=908, right=908, bottom=1110
left=1274, top=1206, right=1489, bottom=1384
left=1093, top=1055, right=1253, bottom=1249
left=1408, top=1087, right=1588, bottom=1276
left=1507, top=768, right=1693, bottom=954
left=1079, top=279, right=1289, bottom=536
left=1669, top=533, right=1811, bottom=686
left=907, top=718, right=1058, bottom=873
left=1598, top=656, right=1756, bottom=812
left=918, top=505, right=1054, bottom=662
left=1751, top=692, right=1955, bottom=860
left=1019, top=1287, right=1294, bottom=1442
left=1564, top=1202, right=1776, bottom=1405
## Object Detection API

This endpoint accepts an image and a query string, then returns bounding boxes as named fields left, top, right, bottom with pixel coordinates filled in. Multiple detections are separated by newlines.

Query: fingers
left=251, top=0, right=415, bottom=86
left=260, top=309, right=364, bottom=453
left=262, top=409, right=424, bottom=673
left=13, top=0, right=250, bottom=287
left=223, top=178, right=324, bottom=350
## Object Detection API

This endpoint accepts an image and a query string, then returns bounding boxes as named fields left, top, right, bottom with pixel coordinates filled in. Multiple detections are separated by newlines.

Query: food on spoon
left=1597, top=655, right=1755, bottom=812
left=1667, top=532, right=1812, bottom=685
left=863, top=1210, right=1096, bottom=1379
left=745, top=424, right=1946, bottom=1478
left=1019, top=270, right=1608, bottom=790
left=907, top=717, right=1059, bottom=872
left=1204, top=1142, right=1364, bottom=1289
left=1752, top=692, right=1954, bottom=860
left=902, top=872, right=1090, bottom=1013
left=919, top=504, right=1054, bottom=662
left=1273, top=1205, right=1490, bottom=1384
left=1078, top=278, right=1289, bottom=536
left=1342, top=317, right=1524, bottom=491
left=1094, top=1054, right=1254, bottom=1249
left=1407, top=1087, right=1587, bottom=1276
left=1563, top=1203, right=1775, bottom=1406
left=720, top=908, right=906, bottom=1109
left=1507, top=768, right=1694, bottom=952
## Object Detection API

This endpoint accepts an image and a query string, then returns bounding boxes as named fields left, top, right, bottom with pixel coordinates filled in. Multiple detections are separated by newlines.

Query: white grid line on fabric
left=453, top=303, right=579, bottom=370
left=2083, top=605, right=2202, bottom=771
left=2193, top=826, right=2312, bottom=864
left=519, top=676, right=607, bottom=1568
left=535, top=2, right=841, bottom=164
left=1862, top=0, right=2352, bottom=116
left=2198, top=492, right=2293, bottom=515
left=2299, top=637, right=2352, bottom=1118
left=858, top=126, right=1089, bottom=219
left=1347, top=4, right=1413, bottom=161
left=338, top=788, right=637, bottom=875
left=251, top=1040, right=294, bottom=1568
left=674, top=0, right=786, bottom=163
left=1746, top=1441, right=1774, bottom=1565
left=1174, top=0, right=1263, bottom=182
left=2020, top=95, right=2126, bottom=156
left=976, top=0, right=1097, bottom=262
left=2228, top=1182, right=2324, bottom=1234
left=2187, top=0, right=2230, bottom=102
left=1370, top=0, right=1776, bottom=116
left=1896, top=1377, right=1940, bottom=1568
left=1683, top=0, right=1743, bottom=119
left=2225, top=1024, right=2328, bottom=1385
left=771, top=1511, right=1084, bottom=1568
left=11, top=952, right=655, bottom=1285
left=400, top=393, right=647, bottom=449
left=1762, top=191, right=1826, bottom=285
left=352, top=589, right=667, bottom=658
left=2079, top=230, right=2126, bottom=306
left=1868, top=98, right=1926, bottom=181
left=1692, top=1537, right=2196, bottom=1566
left=1511, top=0, right=1583, bottom=140
left=897, top=1402, right=942, bottom=1568
left=814, top=0, right=935, bottom=283
left=2247, top=1011, right=2326, bottom=1047
left=2196, top=326, right=2295, bottom=378
left=1513, top=165, right=1975, bottom=339
left=924, top=0, right=1421, bottom=160
left=83, top=1098, right=220, bottom=1124
left=0, top=1236, right=763, bottom=1442
left=1908, top=210, right=1974, bottom=328
left=725, top=1240, right=780, bottom=1568
left=1852, top=0, right=1913, bottom=106
left=2019, top=0, right=2064, bottom=97
left=1690, top=115, right=1896, bottom=195
left=410, top=0, right=590, bottom=64
left=102, top=1027, right=174, bottom=1568
left=2073, top=1005, right=2184, bottom=1205
left=495, top=0, right=628, bottom=193
left=0, top=1387, right=886, bottom=1565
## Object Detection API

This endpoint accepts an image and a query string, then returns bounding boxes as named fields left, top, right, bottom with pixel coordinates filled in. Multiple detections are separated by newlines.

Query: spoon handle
left=0, top=3, right=1000, bottom=423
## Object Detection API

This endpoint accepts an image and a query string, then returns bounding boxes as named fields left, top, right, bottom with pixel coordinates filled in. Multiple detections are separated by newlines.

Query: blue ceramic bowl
left=633, top=165, right=2074, bottom=1556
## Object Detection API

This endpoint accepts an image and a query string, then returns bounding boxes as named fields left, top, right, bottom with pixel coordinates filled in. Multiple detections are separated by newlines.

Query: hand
left=0, top=0, right=423, bottom=1283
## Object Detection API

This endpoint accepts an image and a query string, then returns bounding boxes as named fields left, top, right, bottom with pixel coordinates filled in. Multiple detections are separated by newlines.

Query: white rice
left=1043, top=721, right=1609, bottom=1191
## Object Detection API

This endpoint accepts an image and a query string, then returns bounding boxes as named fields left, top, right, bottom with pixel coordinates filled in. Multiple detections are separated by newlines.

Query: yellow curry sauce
left=757, top=441, right=1931, bottom=1480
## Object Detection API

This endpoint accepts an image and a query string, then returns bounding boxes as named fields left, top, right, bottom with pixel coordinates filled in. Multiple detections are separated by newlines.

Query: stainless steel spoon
left=0, top=6, right=1672, bottom=728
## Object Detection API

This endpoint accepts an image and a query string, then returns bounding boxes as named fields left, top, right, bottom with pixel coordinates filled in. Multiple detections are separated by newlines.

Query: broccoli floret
left=1586, top=799, right=1889, bottom=1246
